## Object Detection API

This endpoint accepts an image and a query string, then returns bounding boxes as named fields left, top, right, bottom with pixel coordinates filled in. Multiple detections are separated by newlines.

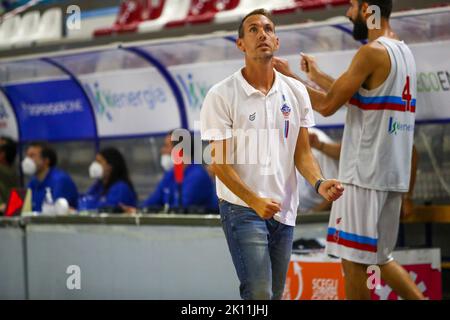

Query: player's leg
left=341, top=259, right=371, bottom=300
left=219, top=199, right=272, bottom=300
left=326, top=184, right=381, bottom=300
left=377, top=192, right=425, bottom=300
left=267, top=218, right=294, bottom=300
left=380, top=260, right=425, bottom=300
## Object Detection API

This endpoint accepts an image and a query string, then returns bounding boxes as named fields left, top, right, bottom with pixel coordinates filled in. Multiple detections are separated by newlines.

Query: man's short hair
left=28, top=141, right=58, bottom=167
left=358, top=0, right=392, bottom=19
left=0, top=136, right=17, bottom=166
left=238, top=8, right=274, bottom=38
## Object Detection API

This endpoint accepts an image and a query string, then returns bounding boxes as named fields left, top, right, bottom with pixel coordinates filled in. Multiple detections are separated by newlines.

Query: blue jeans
left=219, top=200, right=294, bottom=300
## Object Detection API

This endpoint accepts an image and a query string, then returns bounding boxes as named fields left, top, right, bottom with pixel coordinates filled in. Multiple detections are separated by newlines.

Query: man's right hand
left=300, top=52, right=321, bottom=83
left=251, top=198, right=282, bottom=220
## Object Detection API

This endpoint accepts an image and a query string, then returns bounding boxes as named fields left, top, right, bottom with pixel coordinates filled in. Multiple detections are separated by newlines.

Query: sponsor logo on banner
left=417, top=70, right=450, bottom=93
left=84, top=81, right=167, bottom=122
left=371, top=264, right=441, bottom=300
left=388, top=116, right=414, bottom=135
left=283, top=261, right=346, bottom=300
left=21, top=99, right=84, bottom=117
left=176, top=72, right=212, bottom=111
left=4, top=79, right=95, bottom=141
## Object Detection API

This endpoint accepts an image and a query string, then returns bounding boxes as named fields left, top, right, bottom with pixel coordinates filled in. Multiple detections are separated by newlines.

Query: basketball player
left=273, top=0, right=424, bottom=299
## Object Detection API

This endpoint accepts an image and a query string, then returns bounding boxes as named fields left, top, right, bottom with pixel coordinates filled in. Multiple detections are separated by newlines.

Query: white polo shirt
left=200, top=68, right=315, bottom=226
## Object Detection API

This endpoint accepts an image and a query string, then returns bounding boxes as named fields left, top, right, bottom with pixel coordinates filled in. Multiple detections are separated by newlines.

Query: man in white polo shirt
left=200, top=9, right=344, bottom=300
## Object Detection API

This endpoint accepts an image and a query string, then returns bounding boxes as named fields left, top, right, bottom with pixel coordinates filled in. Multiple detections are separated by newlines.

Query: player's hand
left=318, top=179, right=344, bottom=202
left=272, top=57, right=295, bottom=78
left=252, top=198, right=281, bottom=220
left=300, top=52, right=321, bottom=82
left=400, top=197, right=414, bottom=219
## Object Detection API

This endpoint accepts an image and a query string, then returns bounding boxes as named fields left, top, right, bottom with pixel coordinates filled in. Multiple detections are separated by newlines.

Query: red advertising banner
left=284, top=249, right=441, bottom=300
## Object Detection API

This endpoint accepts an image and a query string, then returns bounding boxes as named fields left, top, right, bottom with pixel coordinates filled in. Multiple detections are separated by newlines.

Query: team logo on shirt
left=281, top=94, right=291, bottom=139
left=249, top=112, right=256, bottom=121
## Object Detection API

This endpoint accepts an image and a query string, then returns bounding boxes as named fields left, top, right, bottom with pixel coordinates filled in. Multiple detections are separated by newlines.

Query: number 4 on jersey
left=402, top=76, right=412, bottom=112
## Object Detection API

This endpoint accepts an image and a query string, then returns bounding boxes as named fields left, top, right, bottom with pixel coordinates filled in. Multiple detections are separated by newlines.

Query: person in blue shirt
left=22, top=141, right=78, bottom=212
left=81, top=147, right=137, bottom=213
left=122, top=130, right=218, bottom=214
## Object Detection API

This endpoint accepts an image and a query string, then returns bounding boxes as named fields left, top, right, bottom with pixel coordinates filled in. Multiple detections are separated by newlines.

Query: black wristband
left=314, top=179, right=325, bottom=194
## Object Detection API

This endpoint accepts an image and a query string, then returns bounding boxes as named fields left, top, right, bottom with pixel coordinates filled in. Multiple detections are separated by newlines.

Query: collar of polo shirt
left=237, top=68, right=280, bottom=97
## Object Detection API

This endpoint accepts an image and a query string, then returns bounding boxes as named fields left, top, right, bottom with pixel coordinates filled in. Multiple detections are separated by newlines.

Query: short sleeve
left=298, top=85, right=316, bottom=128
left=200, top=90, right=233, bottom=141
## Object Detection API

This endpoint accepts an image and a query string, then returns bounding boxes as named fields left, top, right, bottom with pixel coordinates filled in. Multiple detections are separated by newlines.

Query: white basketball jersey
left=339, top=36, right=417, bottom=192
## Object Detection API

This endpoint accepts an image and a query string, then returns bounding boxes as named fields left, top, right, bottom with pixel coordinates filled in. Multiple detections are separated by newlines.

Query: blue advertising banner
left=3, top=79, right=96, bottom=141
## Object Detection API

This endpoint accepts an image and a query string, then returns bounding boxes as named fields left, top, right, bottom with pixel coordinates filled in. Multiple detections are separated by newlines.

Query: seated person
left=81, top=147, right=137, bottom=212
left=23, top=141, right=78, bottom=212
left=0, top=136, right=19, bottom=213
left=124, top=130, right=218, bottom=213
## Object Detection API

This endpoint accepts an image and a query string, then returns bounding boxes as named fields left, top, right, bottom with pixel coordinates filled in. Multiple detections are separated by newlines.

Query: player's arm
left=310, top=199, right=332, bottom=213
left=316, top=141, right=342, bottom=161
left=401, top=145, right=418, bottom=218
left=309, top=132, right=342, bottom=161
left=208, top=139, right=281, bottom=219
left=306, top=45, right=377, bottom=117
left=294, top=127, right=343, bottom=202
left=300, top=53, right=335, bottom=91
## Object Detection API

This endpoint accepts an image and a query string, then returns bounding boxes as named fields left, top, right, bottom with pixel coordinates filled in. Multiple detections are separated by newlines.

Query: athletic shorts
left=325, top=183, right=402, bottom=265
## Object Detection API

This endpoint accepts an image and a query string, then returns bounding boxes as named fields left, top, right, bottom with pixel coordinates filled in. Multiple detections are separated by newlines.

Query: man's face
left=237, top=14, right=279, bottom=61
left=346, top=0, right=369, bottom=41
left=26, top=146, right=46, bottom=173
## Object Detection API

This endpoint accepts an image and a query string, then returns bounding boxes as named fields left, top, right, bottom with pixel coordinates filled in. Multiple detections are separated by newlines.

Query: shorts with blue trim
left=325, top=183, right=402, bottom=265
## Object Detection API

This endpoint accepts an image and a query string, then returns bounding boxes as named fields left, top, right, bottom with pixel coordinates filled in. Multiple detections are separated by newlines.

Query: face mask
left=160, top=154, right=173, bottom=171
left=22, top=157, right=37, bottom=176
left=89, top=161, right=104, bottom=179
left=352, top=13, right=369, bottom=41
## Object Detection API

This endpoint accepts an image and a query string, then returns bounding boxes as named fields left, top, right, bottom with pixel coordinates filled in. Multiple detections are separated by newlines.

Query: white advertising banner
left=79, top=67, right=181, bottom=137
left=170, top=59, right=347, bottom=129
left=293, top=39, right=450, bottom=125
left=0, top=90, right=19, bottom=140
left=173, top=40, right=450, bottom=130
left=170, top=60, right=244, bottom=130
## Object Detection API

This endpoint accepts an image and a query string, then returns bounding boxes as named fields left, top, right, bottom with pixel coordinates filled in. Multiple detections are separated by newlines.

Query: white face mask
left=89, top=161, right=104, bottom=179
left=160, top=154, right=173, bottom=171
left=22, top=157, right=37, bottom=176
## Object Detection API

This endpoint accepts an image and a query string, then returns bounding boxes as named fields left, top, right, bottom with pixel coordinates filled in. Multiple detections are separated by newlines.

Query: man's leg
left=219, top=200, right=272, bottom=300
left=267, top=219, right=294, bottom=300
left=380, top=260, right=425, bottom=300
left=377, top=192, right=425, bottom=300
left=341, top=259, right=371, bottom=300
